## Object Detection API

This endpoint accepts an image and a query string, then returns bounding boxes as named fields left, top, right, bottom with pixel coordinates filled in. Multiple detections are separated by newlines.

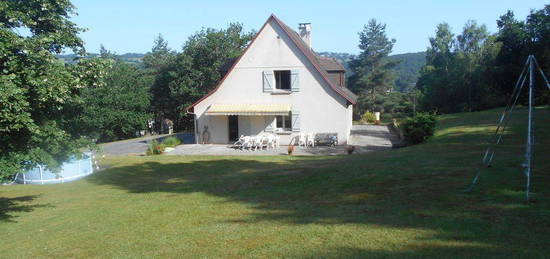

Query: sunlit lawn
left=1, top=107, right=549, bottom=258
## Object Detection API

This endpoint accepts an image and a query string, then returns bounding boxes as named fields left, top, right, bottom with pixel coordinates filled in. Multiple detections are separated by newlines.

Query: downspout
left=186, top=109, right=199, bottom=144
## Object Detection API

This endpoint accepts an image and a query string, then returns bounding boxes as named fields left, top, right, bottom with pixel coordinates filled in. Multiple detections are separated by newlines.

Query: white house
left=186, top=14, right=357, bottom=145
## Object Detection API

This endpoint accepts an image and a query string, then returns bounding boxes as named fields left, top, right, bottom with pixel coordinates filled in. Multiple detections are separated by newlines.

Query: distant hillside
left=60, top=51, right=426, bottom=92
left=318, top=51, right=426, bottom=92
left=57, top=53, right=144, bottom=64
left=386, top=52, right=426, bottom=92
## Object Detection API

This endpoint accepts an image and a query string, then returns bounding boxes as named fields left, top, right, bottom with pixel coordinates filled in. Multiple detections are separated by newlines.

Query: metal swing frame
left=466, top=55, right=550, bottom=201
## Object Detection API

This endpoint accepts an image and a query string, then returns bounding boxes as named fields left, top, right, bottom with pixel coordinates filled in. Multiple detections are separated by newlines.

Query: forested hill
left=58, top=51, right=426, bottom=92
left=386, top=52, right=426, bottom=92
left=57, top=53, right=144, bottom=64
left=318, top=51, right=426, bottom=92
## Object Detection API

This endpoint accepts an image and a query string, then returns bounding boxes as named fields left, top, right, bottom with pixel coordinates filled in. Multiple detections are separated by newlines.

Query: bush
left=162, top=136, right=182, bottom=147
left=146, top=140, right=165, bottom=155
left=360, top=112, right=377, bottom=124
left=400, top=113, right=437, bottom=145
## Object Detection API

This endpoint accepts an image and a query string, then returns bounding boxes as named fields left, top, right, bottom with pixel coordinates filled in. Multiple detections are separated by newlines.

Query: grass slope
left=1, top=107, right=549, bottom=258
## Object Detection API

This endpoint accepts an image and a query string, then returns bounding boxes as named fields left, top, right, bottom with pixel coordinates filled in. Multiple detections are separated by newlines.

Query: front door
left=228, top=115, right=239, bottom=142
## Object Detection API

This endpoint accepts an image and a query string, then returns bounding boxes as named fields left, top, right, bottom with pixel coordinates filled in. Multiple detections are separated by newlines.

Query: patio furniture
left=252, top=135, right=264, bottom=151
left=236, top=135, right=253, bottom=150
left=266, top=134, right=276, bottom=149
left=306, top=133, right=315, bottom=147
left=298, top=133, right=307, bottom=147
left=314, top=133, right=338, bottom=147
left=234, top=133, right=279, bottom=151
left=274, top=135, right=280, bottom=148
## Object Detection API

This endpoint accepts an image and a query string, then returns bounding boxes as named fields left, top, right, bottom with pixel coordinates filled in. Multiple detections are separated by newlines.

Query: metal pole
left=413, top=90, right=416, bottom=115
left=525, top=55, right=534, bottom=201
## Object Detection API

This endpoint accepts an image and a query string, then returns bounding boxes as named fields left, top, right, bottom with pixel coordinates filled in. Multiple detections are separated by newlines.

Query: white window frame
left=275, top=114, right=292, bottom=131
left=274, top=70, right=291, bottom=90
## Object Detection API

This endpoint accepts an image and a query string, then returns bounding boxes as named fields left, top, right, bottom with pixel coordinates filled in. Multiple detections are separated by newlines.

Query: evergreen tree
left=143, top=34, right=176, bottom=131
left=348, top=19, right=398, bottom=116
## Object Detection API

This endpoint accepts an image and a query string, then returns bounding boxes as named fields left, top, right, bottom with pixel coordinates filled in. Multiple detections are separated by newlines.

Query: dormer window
left=274, top=70, right=291, bottom=90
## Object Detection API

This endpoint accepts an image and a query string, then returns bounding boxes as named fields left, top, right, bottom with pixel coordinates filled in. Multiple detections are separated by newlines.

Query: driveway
left=348, top=124, right=400, bottom=148
left=100, top=133, right=195, bottom=156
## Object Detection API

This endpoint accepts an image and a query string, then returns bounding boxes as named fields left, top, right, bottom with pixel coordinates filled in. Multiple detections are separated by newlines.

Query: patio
left=166, top=125, right=398, bottom=156
left=165, top=144, right=389, bottom=156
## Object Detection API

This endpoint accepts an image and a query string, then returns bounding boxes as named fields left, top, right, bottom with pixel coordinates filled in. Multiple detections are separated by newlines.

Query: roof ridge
left=186, top=14, right=356, bottom=112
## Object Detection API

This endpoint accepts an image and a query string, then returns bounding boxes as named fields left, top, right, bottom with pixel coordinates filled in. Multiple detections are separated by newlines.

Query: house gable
left=187, top=14, right=356, bottom=113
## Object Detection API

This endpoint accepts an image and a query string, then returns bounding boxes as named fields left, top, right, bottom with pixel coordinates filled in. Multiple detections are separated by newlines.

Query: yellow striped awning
left=205, top=104, right=291, bottom=116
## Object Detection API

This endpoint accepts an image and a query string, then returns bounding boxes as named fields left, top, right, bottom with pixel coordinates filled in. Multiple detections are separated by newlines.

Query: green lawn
left=1, top=107, right=549, bottom=258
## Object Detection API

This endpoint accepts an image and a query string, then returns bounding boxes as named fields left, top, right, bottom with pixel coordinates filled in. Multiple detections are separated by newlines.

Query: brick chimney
left=298, top=23, right=312, bottom=47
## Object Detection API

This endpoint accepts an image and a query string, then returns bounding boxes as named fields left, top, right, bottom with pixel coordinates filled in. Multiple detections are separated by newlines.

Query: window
left=274, top=70, right=291, bottom=90
left=275, top=114, right=292, bottom=130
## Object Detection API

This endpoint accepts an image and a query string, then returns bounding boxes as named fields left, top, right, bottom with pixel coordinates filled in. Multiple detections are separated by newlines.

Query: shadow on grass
left=0, top=195, right=49, bottom=223
left=86, top=107, right=549, bottom=257
left=297, top=245, right=523, bottom=259
left=87, top=154, right=547, bottom=257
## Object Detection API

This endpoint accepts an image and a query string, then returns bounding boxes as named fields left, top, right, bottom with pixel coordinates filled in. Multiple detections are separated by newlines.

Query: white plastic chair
left=261, top=134, right=270, bottom=150
left=306, top=133, right=315, bottom=147
left=252, top=135, right=264, bottom=151
left=239, top=136, right=252, bottom=150
left=298, top=133, right=307, bottom=147
left=274, top=134, right=280, bottom=148
left=266, top=134, right=275, bottom=149
left=233, top=135, right=245, bottom=148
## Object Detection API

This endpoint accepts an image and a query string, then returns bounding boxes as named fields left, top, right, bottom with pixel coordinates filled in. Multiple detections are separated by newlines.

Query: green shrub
left=360, top=112, right=377, bottom=124
left=400, top=113, right=437, bottom=145
left=146, top=140, right=165, bottom=155
left=162, top=136, right=182, bottom=147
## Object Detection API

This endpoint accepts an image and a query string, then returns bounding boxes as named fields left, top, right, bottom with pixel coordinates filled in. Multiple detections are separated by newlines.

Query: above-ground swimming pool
left=15, top=152, right=97, bottom=184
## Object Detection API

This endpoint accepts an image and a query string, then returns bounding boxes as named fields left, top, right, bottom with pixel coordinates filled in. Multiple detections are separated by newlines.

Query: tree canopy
left=147, top=23, right=255, bottom=130
left=0, top=0, right=98, bottom=180
left=417, top=5, right=549, bottom=114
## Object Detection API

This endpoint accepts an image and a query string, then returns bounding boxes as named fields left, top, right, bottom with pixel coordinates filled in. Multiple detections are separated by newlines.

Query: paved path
left=100, top=133, right=195, bottom=156
left=101, top=125, right=399, bottom=156
left=348, top=124, right=400, bottom=148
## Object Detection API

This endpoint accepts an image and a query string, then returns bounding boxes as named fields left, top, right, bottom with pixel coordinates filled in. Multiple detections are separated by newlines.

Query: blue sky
left=70, top=0, right=547, bottom=55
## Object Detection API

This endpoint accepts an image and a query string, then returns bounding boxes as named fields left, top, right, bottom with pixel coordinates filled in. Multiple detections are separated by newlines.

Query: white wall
left=194, top=20, right=352, bottom=145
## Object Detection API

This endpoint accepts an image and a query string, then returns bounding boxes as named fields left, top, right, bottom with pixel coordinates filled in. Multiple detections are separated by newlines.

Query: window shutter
left=291, top=111, right=300, bottom=132
left=291, top=70, right=300, bottom=92
left=264, top=116, right=274, bottom=132
left=263, top=70, right=273, bottom=92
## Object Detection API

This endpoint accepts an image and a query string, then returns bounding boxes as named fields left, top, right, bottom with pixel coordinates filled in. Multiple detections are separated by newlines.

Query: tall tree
left=348, top=19, right=397, bottom=116
left=143, top=34, right=176, bottom=130
left=155, top=23, right=254, bottom=130
left=418, top=22, right=496, bottom=113
left=455, top=21, right=489, bottom=111
left=417, top=23, right=456, bottom=112
left=0, top=0, right=100, bottom=180
left=492, top=11, right=527, bottom=98
left=71, top=57, right=152, bottom=142
left=143, top=34, right=173, bottom=70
